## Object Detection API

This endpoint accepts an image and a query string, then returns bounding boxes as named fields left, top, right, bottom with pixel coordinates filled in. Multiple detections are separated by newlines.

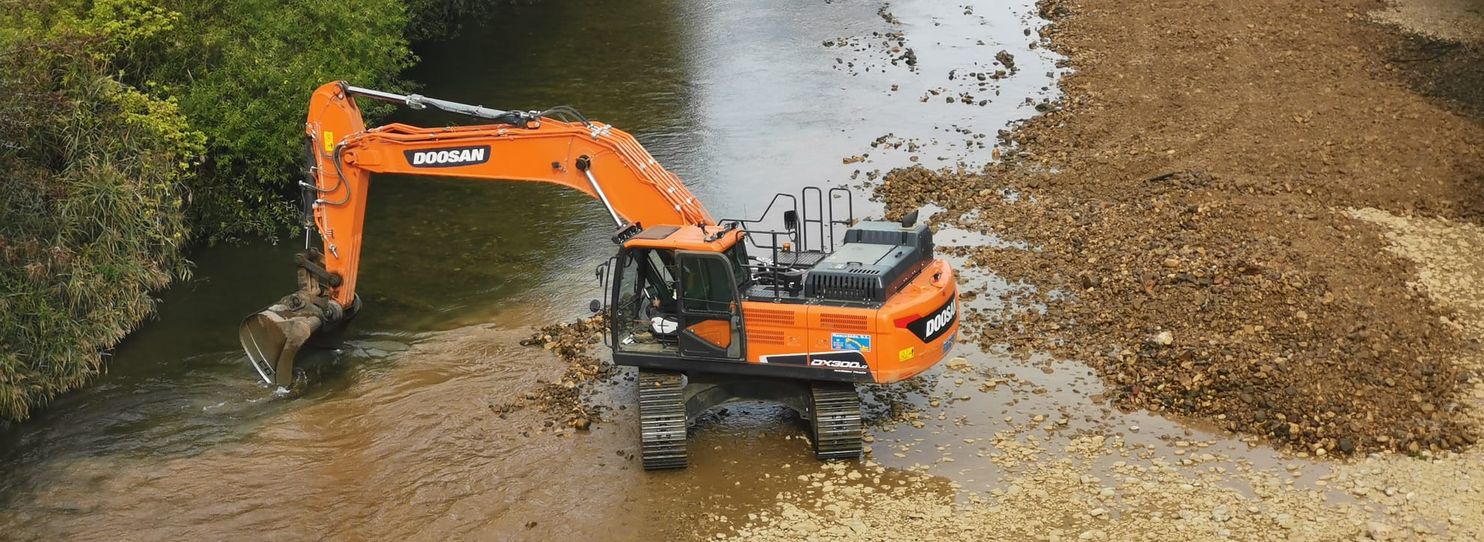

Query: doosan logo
left=404, top=146, right=491, bottom=168
left=905, top=297, right=957, bottom=343
left=923, top=298, right=956, bottom=338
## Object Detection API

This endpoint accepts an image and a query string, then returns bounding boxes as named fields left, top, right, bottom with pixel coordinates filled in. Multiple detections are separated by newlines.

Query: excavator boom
left=307, top=82, right=712, bottom=307
left=243, top=82, right=714, bottom=385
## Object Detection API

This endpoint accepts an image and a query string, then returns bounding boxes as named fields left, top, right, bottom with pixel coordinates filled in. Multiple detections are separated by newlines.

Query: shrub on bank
left=130, top=0, right=413, bottom=243
left=0, top=31, right=202, bottom=420
left=0, top=0, right=414, bottom=420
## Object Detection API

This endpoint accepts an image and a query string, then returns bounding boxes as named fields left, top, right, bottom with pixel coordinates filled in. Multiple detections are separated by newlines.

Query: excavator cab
left=611, top=226, right=748, bottom=361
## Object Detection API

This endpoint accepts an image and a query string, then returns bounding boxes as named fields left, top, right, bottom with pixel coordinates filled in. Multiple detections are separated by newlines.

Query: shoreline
left=878, top=0, right=1484, bottom=457
left=731, top=0, right=1484, bottom=539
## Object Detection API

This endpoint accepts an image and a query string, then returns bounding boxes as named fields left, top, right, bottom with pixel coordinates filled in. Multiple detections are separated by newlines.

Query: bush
left=0, top=30, right=203, bottom=420
left=0, top=0, right=416, bottom=419
left=118, top=0, right=414, bottom=242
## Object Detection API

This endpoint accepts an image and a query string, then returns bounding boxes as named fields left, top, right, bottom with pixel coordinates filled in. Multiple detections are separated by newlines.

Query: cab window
left=680, top=254, right=736, bottom=313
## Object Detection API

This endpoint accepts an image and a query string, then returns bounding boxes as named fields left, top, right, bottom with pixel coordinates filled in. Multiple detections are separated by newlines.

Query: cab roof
left=622, top=225, right=743, bottom=252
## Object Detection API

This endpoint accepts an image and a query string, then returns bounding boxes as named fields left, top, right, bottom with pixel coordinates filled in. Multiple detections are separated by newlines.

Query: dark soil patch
left=875, top=0, right=1484, bottom=456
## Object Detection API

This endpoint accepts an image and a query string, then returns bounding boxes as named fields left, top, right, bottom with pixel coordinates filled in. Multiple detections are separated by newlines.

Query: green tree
left=0, top=0, right=415, bottom=419
left=123, top=0, right=414, bottom=242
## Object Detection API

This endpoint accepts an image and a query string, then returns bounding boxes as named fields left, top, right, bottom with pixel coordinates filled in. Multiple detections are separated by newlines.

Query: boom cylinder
left=577, top=155, right=625, bottom=227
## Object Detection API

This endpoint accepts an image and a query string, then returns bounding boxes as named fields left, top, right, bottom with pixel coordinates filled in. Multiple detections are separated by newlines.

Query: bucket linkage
left=238, top=249, right=357, bottom=387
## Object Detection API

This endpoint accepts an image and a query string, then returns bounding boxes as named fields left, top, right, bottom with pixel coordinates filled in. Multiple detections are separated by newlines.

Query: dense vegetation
left=0, top=0, right=418, bottom=420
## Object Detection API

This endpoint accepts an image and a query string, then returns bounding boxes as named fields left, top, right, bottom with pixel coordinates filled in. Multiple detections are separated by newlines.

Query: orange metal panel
left=622, top=228, right=742, bottom=253
left=686, top=319, right=733, bottom=349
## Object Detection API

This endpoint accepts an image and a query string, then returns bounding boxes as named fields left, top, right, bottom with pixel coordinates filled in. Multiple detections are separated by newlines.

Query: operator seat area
left=614, top=244, right=744, bottom=360
left=616, top=248, right=682, bottom=353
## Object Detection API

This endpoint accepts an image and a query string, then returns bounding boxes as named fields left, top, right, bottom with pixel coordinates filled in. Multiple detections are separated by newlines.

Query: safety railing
left=720, top=186, right=856, bottom=300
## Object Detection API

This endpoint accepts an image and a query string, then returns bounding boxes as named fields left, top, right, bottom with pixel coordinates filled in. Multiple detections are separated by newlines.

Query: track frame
left=635, top=370, right=863, bottom=470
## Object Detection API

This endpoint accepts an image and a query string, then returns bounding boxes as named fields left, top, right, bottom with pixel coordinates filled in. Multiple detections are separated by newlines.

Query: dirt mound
left=872, top=0, right=1484, bottom=456
left=504, top=315, right=615, bottom=429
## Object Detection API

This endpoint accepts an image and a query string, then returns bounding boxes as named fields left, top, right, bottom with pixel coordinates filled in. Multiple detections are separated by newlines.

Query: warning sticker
left=830, top=333, right=872, bottom=352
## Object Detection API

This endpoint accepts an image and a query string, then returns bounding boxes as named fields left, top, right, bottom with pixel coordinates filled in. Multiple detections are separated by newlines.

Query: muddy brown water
left=0, top=1, right=1323, bottom=540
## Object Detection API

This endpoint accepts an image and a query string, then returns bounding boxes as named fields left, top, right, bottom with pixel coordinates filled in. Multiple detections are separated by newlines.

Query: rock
left=1338, top=437, right=1356, bottom=454
left=572, top=417, right=592, bottom=431
left=1080, top=273, right=1099, bottom=288
left=995, top=49, right=1017, bottom=71
left=1366, top=521, right=1393, bottom=540
left=1154, top=331, right=1174, bottom=346
left=1211, top=505, right=1231, bottom=522
left=1275, top=513, right=1294, bottom=529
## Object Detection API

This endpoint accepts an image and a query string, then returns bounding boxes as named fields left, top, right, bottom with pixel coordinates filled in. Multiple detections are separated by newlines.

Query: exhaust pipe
left=239, top=251, right=353, bottom=387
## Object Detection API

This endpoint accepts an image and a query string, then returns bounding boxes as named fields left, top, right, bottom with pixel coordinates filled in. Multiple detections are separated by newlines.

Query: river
left=0, top=1, right=1070, bottom=539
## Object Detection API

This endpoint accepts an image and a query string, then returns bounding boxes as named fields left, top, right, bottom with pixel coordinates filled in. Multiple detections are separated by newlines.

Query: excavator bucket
left=238, top=249, right=353, bottom=387
left=239, top=305, right=324, bottom=388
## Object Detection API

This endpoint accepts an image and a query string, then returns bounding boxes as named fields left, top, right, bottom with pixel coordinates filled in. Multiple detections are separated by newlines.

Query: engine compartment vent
left=802, top=220, right=933, bottom=304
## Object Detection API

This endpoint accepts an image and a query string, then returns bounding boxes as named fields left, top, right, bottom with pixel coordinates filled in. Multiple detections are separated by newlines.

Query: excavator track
left=809, top=382, right=863, bottom=461
left=638, top=370, right=688, bottom=470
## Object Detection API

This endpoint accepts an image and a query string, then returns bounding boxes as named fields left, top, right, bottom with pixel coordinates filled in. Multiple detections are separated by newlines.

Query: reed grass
left=0, top=33, right=198, bottom=420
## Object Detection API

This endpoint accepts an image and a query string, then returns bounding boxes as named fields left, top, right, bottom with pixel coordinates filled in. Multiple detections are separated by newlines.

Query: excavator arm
left=307, top=82, right=713, bottom=307
left=241, top=81, right=715, bottom=386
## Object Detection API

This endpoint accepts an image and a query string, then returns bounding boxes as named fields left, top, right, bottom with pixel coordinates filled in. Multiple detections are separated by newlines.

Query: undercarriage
left=637, top=369, right=863, bottom=470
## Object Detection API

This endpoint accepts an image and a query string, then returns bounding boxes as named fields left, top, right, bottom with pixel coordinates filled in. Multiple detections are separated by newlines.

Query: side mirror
left=783, top=210, right=799, bottom=232
left=589, top=299, right=602, bottom=313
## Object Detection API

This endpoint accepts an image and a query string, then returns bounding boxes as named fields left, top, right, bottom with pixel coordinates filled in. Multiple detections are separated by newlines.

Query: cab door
left=676, top=251, right=745, bottom=360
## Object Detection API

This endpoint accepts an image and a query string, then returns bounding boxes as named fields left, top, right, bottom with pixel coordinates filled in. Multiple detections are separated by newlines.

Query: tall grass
left=0, top=34, right=200, bottom=420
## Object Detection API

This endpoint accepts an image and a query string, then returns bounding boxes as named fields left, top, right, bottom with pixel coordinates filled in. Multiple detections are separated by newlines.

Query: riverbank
left=880, top=0, right=1484, bottom=457
left=0, top=0, right=418, bottom=421
left=731, top=0, right=1484, bottom=539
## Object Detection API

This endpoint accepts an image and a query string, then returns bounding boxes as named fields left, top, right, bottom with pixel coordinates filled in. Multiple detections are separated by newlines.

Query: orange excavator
left=241, top=82, right=960, bottom=468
